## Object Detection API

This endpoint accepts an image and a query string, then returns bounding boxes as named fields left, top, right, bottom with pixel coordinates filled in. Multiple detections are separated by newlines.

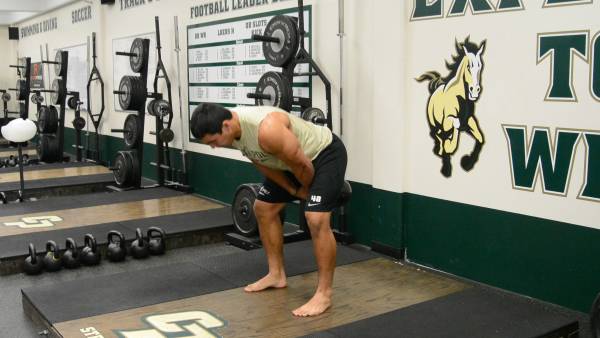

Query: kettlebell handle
left=65, top=238, right=78, bottom=257
left=135, top=228, right=144, bottom=245
left=147, top=226, right=165, bottom=239
left=28, top=243, right=37, bottom=263
left=84, top=233, right=97, bottom=252
left=108, top=230, right=126, bottom=249
left=46, top=240, right=59, bottom=257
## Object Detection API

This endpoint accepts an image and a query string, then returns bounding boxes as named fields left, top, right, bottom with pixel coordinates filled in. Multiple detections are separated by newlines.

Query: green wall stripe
left=404, top=192, right=600, bottom=313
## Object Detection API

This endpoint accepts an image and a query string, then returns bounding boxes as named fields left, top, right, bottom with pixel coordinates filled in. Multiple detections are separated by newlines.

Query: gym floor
left=0, top=243, right=243, bottom=337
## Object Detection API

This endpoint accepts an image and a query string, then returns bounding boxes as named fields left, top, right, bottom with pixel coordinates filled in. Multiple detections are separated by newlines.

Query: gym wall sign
left=416, top=37, right=486, bottom=178
left=410, top=0, right=593, bottom=21
left=20, top=17, right=58, bottom=39
left=119, top=0, right=160, bottom=11
left=3, top=216, right=63, bottom=229
left=112, top=311, right=227, bottom=338
left=72, top=5, right=92, bottom=24
left=190, top=0, right=294, bottom=19
left=503, top=30, right=600, bottom=202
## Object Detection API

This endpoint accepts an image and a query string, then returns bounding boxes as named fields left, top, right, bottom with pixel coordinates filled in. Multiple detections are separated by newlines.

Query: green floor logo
left=116, top=311, right=227, bottom=338
left=3, top=216, right=63, bottom=228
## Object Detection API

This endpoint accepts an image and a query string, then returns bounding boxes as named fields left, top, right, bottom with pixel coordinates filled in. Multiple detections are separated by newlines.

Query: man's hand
left=294, top=186, right=309, bottom=200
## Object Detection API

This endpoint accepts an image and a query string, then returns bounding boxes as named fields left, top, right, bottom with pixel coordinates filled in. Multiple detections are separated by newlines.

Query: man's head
left=190, top=103, right=236, bottom=148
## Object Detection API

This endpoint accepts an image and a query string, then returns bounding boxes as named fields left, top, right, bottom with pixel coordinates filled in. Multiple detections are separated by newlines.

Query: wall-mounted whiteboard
left=55, top=43, right=89, bottom=110
left=112, top=32, right=157, bottom=112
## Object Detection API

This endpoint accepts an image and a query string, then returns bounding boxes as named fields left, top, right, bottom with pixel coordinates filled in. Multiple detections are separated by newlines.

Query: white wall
left=8, top=0, right=598, bottom=231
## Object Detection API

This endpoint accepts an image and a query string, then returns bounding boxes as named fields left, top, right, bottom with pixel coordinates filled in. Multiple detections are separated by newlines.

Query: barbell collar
left=252, top=34, right=280, bottom=43
left=116, top=51, right=137, bottom=57
left=247, top=93, right=272, bottom=100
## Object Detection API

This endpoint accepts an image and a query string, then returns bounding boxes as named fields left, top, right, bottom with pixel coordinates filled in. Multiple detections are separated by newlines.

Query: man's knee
left=254, top=200, right=283, bottom=221
left=305, top=211, right=331, bottom=233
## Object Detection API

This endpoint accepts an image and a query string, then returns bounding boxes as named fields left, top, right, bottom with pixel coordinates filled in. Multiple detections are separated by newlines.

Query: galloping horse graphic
left=416, top=37, right=486, bottom=177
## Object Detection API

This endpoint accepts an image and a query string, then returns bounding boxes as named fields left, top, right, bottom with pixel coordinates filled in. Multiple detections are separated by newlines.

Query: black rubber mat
left=22, top=241, right=376, bottom=324
left=0, top=187, right=182, bottom=217
left=300, top=287, right=579, bottom=338
left=120, top=208, right=232, bottom=234
left=0, top=161, right=95, bottom=174
left=0, top=173, right=113, bottom=192
left=0, top=206, right=232, bottom=259
left=22, top=263, right=235, bottom=323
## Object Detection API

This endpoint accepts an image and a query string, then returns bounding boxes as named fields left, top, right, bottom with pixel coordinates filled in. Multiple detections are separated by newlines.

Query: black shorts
left=256, top=134, right=348, bottom=212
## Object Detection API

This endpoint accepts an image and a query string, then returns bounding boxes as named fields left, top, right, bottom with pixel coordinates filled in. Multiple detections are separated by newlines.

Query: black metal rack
left=86, top=32, right=106, bottom=163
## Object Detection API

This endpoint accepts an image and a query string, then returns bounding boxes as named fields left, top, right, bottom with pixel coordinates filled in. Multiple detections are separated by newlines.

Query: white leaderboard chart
left=187, top=7, right=312, bottom=141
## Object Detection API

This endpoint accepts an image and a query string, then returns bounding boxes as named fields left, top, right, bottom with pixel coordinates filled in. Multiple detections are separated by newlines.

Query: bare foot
left=292, top=292, right=332, bottom=317
left=244, top=273, right=287, bottom=292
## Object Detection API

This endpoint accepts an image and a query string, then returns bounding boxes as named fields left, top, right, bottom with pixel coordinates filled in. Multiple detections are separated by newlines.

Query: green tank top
left=231, top=106, right=332, bottom=171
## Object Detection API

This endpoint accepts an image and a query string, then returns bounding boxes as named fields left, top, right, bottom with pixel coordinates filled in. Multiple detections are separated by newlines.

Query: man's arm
left=258, top=113, right=314, bottom=192
left=252, top=160, right=298, bottom=195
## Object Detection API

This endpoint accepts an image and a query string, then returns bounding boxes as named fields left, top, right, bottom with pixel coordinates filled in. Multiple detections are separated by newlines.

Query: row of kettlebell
left=107, top=227, right=166, bottom=262
left=1, top=154, right=32, bottom=167
left=23, top=227, right=166, bottom=275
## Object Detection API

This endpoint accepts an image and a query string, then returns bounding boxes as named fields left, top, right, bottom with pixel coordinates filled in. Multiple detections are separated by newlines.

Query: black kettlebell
left=107, top=230, right=126, bottom=262
left=43, top=240, right=62, bottom=272
left=62, top=238, right=81, bottom=269
left=80, top=234, right=101, bottom=266
left=23, top=243, right=43, bottom=275
left=7, top=155, right=16, bottom=167
left=147, top=227, right=166, bottom=256
left=130, top=228, right=150, bottom=259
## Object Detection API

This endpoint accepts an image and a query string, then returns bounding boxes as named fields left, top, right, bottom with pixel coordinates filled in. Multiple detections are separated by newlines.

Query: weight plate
left=2, top=92, right=10, bottom=102
left=232, top=184, right=260, bottom=236
left=130, top=38, right=146, bottom=73
left=37, top=105, right=58, bottom=134
left=113, top=151, right=131, bottom=187
left=118, top=76, right=145, bottom=111
left=254, top=71, right=293, bottom=111
left=301, top=107, right=325, bottom=125
left=54, top=50, right=64, bottom=77
left=123, top=114, right=141, bottom=149
left=262, top=15, right=299, bottom=67
left=146, top=100, right=157, bottom=116
left=153, top=100, right=171, bottom=118
left=72, top=116, right=86, bottom=130
left=51, top=79, right=65, bottom=105
left=159, top=128, right=174, bottom=143
left=67, top=96, right=78, bottom=110
left=37, top=134, right=59, bottom=163
left=128, top=150, right=141, bottom=187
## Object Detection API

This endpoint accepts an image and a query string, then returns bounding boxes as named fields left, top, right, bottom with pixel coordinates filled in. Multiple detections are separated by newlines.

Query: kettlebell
left=106, top=230, right=126, bottom=262
left=147, top=227, right=166, bottom=256
left=23, top=243, right=43, bottom=275
left=43, top=240, right=62, bottom=272
left=62, top=238, right=81, bottom=269
left=130, top=228, right=149, bottom=259
left=80, top=234, right=101, bottom=266
left=22, top=154, right=29, bottom=166
left=7, top=155, right=16, bottom=167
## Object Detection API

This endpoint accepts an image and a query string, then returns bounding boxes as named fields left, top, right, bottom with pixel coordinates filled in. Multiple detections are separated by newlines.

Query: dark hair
left=190, top=103, right=233, bottom=139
